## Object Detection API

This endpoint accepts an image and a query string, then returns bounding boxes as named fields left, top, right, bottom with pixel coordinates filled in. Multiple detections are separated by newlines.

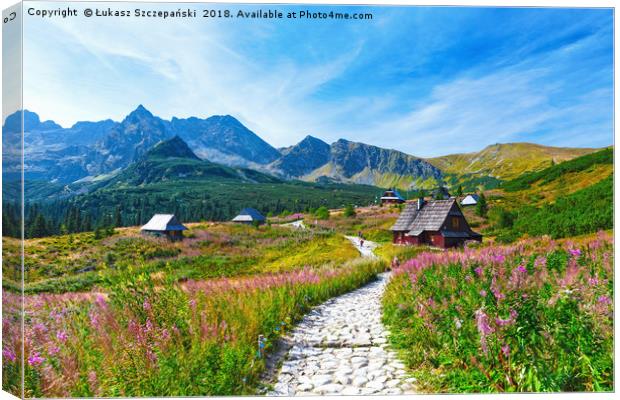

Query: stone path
left=265, top=238, right=416, bottom=396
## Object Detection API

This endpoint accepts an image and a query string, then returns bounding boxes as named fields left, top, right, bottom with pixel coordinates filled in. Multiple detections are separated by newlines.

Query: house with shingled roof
left=380, top=188, right=405, bottom=205
left=390, top=198, right=481, bottom=248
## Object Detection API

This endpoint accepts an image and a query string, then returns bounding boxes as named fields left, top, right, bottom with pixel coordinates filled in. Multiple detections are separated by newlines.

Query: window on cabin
left=452, top=217, right=460, bottom=229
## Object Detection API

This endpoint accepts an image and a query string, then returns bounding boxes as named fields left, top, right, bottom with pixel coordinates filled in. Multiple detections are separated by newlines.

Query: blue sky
left=21, top=3, right=613, bottom=157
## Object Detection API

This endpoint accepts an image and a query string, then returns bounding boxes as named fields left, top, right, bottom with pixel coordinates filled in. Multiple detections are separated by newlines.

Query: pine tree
left=114, top=207, right=122, bottom=227
left=476, top=192, right=488, bottom=217
left=29, top=213, right=48, bottom=238
left=344, top=204, right=356, bottom=218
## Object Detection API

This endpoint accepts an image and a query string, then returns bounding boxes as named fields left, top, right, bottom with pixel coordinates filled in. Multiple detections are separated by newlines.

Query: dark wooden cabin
left=380, top=188, right=405, bottom=205
left=390, top=198, right=481, bottom=248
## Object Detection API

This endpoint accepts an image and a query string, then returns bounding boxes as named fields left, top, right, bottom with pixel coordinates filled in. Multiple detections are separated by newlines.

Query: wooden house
left=460, top=194, right=480, bottom=206
left=140, top=214, right=187, bottom=241
left=232, top=208, right=266, bottom=225
left=380, top=188, right=405, bottom=205
left=391, top=198, right=481, bottom=248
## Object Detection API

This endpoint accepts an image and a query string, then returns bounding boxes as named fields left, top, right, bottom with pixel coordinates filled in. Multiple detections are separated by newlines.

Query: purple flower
left=501, top=344, right=510, bottom=357
left=479, top=290, right=487, bottom=297
left=143, top=300, right=151, bottom=311
left=2, top=348, right=16, bottom=362
left=474, top=267, right=483, bottom=276
left=95, top=294, right=108, bottom=310
left=56, top=330, right=68, bottom=342
left=89, top=310, right=100, bottom=329
left=27, top=352, right=45, bottom=366
left=48, top=346, right=60, bottom=356
left=569, top=248, right=581, bottom=257
left=475, top=309, right=494, bottom=336
left=597, top=295, right=612, bottom=305
left=517, top=265, right=527, bottom=274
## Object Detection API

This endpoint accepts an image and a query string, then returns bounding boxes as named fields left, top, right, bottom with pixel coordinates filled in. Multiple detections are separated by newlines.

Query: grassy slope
left=427, top=142, right=598, bottom=182
left=5, top=223, right=360, bottom=293
left=480, top=148, right=614, bottom=242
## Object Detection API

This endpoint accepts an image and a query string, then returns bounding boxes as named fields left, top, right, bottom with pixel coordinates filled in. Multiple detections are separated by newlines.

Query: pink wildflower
left=27, top=352, right=45, bottom=366
left=95, top=294, right=108, bottom=310
left=474, top=267, right=483, bottom=276
left=501, top=344, right=510, bottom=357
left=89, top=310, right=99, bottom=328
left=475, top=309, right=494, bottom=336
left=598, top=295, right=612, bottom=305
left=48, top=346, right=60, bottom=356
left=479, top=289, right=487, bottom=297
left=517, top=265, right=527, bottom=273
left=2, top=348, right=16, bottom=362
left=143, top=300, right=151, bottom=311
left=56, top=330, right=68, bottom=342
left=569, top=248, right=581, bottom=257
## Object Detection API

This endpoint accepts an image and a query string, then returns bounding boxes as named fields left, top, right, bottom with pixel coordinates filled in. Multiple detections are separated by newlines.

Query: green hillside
left=428, top=142, right=598, bottom=188
left=485, top=148, right=614, bottom=242
left=502, top=147, right=613, bottom=192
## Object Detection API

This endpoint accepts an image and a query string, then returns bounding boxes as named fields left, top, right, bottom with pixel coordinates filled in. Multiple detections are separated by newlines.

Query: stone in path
left=266, top=273, right=417, bottom=396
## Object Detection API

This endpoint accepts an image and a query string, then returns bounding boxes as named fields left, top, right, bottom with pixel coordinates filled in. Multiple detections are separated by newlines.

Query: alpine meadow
left=1, top=3, right=614, bottom=398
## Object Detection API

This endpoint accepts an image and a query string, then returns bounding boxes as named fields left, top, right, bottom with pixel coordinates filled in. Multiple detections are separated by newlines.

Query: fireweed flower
left=479, top=290, right=487, bottom=297
left=48, top=346, right=60, bottom=356
left=474, top=267, right=483, bottom=277
left=28, top=352, right=45, bottom=366
left=2, top=348, right=16, bottom=362
left=475, top=309, right=494, bottom=355
left=501, top=344, right=510, bottom=357
left=598, top=295, right=612, bottom=305
left=569, top=248, right=582, bottom=257
left=95, top=294, right=108, bottom=310
left=56, top=330, right=68, bottom=342
left=143, top=300, right=151, bottom=311
left=89, top=310, right=99, bottom=329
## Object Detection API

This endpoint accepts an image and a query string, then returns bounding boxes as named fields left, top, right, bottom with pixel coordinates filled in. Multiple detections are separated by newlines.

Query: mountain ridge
left=3, top=108, right=603, bottom=191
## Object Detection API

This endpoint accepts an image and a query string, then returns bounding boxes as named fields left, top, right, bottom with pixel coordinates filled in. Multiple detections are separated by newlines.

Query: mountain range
left=2, top=106, right=601, bottom=192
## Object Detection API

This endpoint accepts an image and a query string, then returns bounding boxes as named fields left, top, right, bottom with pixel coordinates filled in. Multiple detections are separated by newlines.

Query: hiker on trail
left=358, top=230, right=363, bottom=238
left=360, top=238, right=365, bottom=248
left=391, top=256, right=400, bottom=270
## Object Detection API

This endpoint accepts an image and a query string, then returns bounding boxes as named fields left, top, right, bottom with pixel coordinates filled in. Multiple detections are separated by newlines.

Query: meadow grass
left=5, top=223, right=361, bottom=294
left=382, top=232, right=613, bottom=392
left=3, top=258, right=386, bottom=397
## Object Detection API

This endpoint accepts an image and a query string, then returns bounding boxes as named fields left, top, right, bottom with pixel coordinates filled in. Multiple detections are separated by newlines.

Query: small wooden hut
left=380, top=188, right=405, bottom=205
left=140, top=214, right=187, bottom=241
left=232, top=208, right=266, bottom=225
